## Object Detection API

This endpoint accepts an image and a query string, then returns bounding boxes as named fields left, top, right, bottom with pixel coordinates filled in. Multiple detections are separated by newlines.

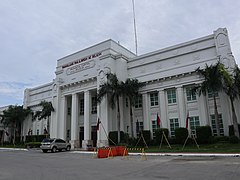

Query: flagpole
left=97, top=118, right=101, bottom=147
left=132, top=0, right=138, bottom=55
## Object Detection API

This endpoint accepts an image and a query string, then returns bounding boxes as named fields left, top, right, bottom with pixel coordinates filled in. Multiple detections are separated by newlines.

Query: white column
left=198, top=94, right=209, bottom=125
left=70, top=93, right=79, bottom=149
left=159, top=90, right=167, bottom=128
left=97, top=96, right=109, bottom=147
left=177, top=87, right=186, bottom=127
left=82, top=90, right=92, bottom=149
left=58, top=96, right=66, bottom=140
left=142, top=93, right=150, bottom=130
left=219, top=91, right=231, bottom=136
left=51, top=87, right=61, bottom=138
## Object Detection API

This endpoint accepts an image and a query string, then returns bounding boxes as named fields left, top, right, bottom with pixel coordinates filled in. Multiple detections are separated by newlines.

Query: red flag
left=157, top=113, right=161, bottom=127
left=96, top=118, right=100, bottom=131
left=186, top=112, right=189, bottom=129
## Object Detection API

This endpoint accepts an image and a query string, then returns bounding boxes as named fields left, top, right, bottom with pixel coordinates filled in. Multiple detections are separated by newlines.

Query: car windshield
left=42, top=138, right=54, bottom=143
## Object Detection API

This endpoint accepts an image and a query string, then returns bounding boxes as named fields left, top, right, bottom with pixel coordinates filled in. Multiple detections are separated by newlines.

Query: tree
left=34, top=101, right=54, bottom=135
left=0, top=105, right=31, bottom=145
left=97, top=73, right=124, bottom=143
left=122, top=78, right=145, bottom=137
left=196, top=62, right=226, bottom=136
left=221, top=65, right=240, bottom=138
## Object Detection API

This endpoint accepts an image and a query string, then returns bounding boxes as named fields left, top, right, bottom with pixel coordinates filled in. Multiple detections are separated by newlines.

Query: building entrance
left=79, top=127, right=84, bottom=148
left=91, top=126, right=97, bottom=147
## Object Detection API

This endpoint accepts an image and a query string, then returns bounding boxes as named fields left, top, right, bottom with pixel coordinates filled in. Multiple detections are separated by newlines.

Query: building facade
left=22, top=28, right=240, bottom=149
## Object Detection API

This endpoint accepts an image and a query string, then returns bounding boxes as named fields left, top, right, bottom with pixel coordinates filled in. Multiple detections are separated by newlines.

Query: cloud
left=0, top=82, right=31, bottom=106
left=0, top=0, right=240, bottom=106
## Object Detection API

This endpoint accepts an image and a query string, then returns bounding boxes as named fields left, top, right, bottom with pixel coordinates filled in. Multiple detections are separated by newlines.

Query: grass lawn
left=134, top=143, right=240, bottom=153
left=0, top=144, right=26, bottom=148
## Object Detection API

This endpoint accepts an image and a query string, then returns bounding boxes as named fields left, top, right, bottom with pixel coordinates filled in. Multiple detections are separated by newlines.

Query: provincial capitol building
left=20, top=28, right=240, bottom=149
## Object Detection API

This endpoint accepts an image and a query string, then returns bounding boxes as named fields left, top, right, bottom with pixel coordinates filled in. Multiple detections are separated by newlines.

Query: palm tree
left=196, top=62, right=225, bottom=136
left=34, top=101, right=54, bottom=135
left=97, top=73, right=124, bottom=143
left=123, top=78, right=145, bottom=137
left=0, top=105, right=31, bottom=145
left=221, top=65, right=240, bottom=138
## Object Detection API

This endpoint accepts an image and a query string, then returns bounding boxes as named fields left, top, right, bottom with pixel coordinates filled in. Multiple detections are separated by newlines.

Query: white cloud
left=0, top=0, right=240, bottom=106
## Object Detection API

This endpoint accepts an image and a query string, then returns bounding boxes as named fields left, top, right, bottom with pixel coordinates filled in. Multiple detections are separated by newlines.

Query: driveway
left=0, top=149, right=239, bottom=180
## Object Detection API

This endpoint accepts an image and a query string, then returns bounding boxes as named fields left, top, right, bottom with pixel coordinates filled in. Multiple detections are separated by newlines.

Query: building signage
left=62, top=52, right=102, bottom=69
left=66, top=60, right=95, bottom=75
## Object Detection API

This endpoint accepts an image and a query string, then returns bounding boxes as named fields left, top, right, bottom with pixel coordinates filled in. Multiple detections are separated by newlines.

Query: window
left=67, top=107, right=71, bottom=115
left=37, top=129, right=39, bottom=135
left=67, top=129, right=70, bottom=138
left=91, top=126, right=97, bottom=132
left=80, top=126, right=84, bottom=133
left=80, top=99, right=84, bottom=115
left=167, top=89, right=177, bottom=104
left=152, top=120, right=157, bottom=139
left=42, top=139, right=54, bottom=143
left=139, top=122, right=144, bottom=132
left=150, top=92, right=159, bottom=106
left=169, top=118, right=179, bottom=137
left=211, top=114, right=224, bottom=136
left=189, top=116, right=200, bottom=135
left=126, top=98, right=129, bottom=107
left=135, top=95, right=142, bottom=108
left=136, top=121, right=144, bottom=137
left=186, top=87, right=197, bottom=101
left=91, top=96, right=97, bottom=114
left=56, top=139, right=66, bottom=143
left=208, top=90, right=219, bottom=98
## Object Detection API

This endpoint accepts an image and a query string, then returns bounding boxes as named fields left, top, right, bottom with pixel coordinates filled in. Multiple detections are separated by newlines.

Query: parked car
left=40, top=138, right=71, bottom=153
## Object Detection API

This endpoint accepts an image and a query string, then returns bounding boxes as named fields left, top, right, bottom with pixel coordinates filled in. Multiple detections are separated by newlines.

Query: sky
left=0, top=0, right=240, bottom=107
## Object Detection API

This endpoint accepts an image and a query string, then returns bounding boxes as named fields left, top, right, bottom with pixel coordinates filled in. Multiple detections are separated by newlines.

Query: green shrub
left=155, top=128, right=169, bottom=145
left=214, top=136, right=229, bottom=143
left=196, top=126, right=212, bottom=144
left=229, top=136, right=239, bottom=144
left=108, top=131, right=124, bottom=145
left=175, top=128, right=188, bottom=144
left=168, top=138, right=178, bottom=144
left=123, top=133, right=129, bottom=144
left=25, top=135, right=48, bottom=143
left=25, top=142, right=41, bottom=148
left=135, top=130, right=151, bottom=147
left=128, top=137, right=138, bottom=146
left=229, top=124, right=240, bottom=137
left=208, top=136, right=216, bottom=144
left=15, top=136, right=21, bottom=143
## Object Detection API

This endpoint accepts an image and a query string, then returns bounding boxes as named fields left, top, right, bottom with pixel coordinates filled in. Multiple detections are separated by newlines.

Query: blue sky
left=1, top=0, right=240, bottom=107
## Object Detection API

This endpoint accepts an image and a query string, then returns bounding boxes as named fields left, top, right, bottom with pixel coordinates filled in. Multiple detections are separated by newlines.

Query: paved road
left=0, top=149, right=240, bottom=180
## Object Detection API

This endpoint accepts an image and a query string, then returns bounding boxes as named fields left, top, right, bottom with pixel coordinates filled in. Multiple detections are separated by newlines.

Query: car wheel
left=42, top=150, right=48, bottom=153
left=51, top=146, right=57, bottom=153
left=66, top=146, right=71, bottom=151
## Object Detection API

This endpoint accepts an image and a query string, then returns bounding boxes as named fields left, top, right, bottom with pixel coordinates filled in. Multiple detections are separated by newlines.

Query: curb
left=0, top=148, right=28, bottom=151
left=1, top=148, right=239, bottom=157
left=70, top=151, right=240, bottom=157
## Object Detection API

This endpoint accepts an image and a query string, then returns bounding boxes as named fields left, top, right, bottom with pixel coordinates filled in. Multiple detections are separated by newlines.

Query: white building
left=22, top=28, right=240, bottom=149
